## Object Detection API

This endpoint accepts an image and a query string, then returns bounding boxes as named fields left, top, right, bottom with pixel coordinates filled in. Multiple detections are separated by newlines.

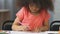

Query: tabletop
left=0, top=30, right=59, bottom=34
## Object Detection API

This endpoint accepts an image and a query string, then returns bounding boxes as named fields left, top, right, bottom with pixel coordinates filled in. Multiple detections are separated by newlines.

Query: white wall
left=0, top=0, right=5, bottom=9
left=0, top=0, right=16, bottom=20
left=54, top=0, right=60, bottom=20
left=4, top=0, right=16, bottom=20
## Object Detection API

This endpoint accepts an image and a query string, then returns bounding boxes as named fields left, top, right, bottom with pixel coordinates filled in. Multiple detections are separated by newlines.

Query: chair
left=2, top=20, right=14, bottom=30
left=50, top=21, right=60, bottom=31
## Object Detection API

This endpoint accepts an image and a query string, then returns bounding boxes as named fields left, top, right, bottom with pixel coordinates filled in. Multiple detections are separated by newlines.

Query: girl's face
left=29, top=3, right=41, bottom=13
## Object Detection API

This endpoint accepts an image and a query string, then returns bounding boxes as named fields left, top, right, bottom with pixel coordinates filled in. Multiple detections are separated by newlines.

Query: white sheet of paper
left=9, top=31, right=46, bottom=34
left=0, top=31, right=58, bottom=34
left=45, top=31, right=58, bottom=34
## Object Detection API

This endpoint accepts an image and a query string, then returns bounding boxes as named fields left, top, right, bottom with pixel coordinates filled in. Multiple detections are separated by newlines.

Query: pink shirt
left=16, top=7, right=50, bottom=30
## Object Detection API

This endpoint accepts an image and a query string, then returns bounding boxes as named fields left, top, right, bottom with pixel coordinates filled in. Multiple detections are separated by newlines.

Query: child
left=12, top=0, right=54, bottom=32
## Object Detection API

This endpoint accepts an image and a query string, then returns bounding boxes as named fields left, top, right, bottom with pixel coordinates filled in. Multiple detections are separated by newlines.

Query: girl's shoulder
left=21, top=6, right=28, bottom=10
left=41, top=9, right=50, bottom=17
left=40, top=9, right=48, bottom=14
left=42, top=9, right=49, bottom=14
left=20, top=6, right=30, bottom=13
left=18, top=6, right=28, bottom=13
left=20, top=7, right=27, bottom=10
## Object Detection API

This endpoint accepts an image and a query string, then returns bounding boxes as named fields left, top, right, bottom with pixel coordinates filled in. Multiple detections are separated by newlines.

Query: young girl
left=12, top=0, right=54, bottom=32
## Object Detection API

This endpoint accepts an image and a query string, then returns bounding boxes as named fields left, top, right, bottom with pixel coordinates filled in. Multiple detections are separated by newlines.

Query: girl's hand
left=32, top=27, right=40, bottom=32
left=39, top=27, right=46, bottom=32
left=18, top=26, right=29, bottom=31
left=39, top=26, right=49, bottom=32
left=32, top=26, right=48, bottom=32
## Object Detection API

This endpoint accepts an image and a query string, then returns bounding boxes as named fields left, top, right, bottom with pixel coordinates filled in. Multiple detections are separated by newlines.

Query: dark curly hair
left=16, top=0, right=54, bottom=11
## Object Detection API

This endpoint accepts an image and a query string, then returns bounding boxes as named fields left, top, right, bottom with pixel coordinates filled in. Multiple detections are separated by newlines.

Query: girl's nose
left=32, top=7, right=37, bottom=10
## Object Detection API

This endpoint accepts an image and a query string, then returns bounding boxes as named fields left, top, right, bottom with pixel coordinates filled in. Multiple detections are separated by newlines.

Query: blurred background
left=0, top=0, right=17, bottom=29
left=0, top=0, right=60, bottom=30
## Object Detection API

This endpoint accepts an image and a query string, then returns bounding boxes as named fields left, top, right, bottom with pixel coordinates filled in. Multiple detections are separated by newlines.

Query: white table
left=0, top=31, right=59, bottom=34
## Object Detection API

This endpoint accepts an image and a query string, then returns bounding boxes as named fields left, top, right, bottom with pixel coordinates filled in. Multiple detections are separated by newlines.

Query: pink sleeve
left=16, top=7, right=25, bottom=21
left=44, top=12, right=50, bottom=22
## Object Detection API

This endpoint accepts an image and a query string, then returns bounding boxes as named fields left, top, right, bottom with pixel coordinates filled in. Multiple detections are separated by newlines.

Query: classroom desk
left=0, top=30, right=59, bottom=34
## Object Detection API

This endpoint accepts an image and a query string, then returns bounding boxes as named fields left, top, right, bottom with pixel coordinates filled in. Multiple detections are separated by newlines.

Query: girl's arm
left=34, top=13, right=50, bottom=32
left=39, top=20, right=50, bottom=32
left=34, top=20, right=49, bottom=32
left=12, top=17, right=28, bottom=31
left=39, top=11, right=50, bottom=32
